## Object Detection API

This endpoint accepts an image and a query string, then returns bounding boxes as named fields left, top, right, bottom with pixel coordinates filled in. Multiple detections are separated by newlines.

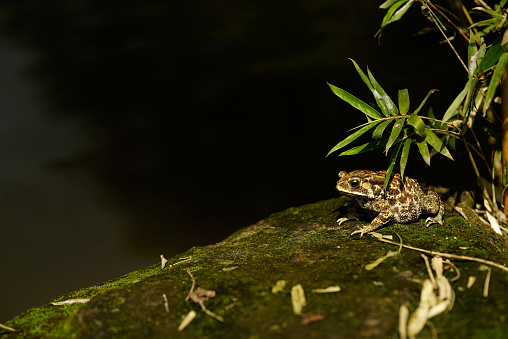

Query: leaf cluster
left=328, top=0, right=508, bottom=200
left=327, top=60, right=453, bottom=189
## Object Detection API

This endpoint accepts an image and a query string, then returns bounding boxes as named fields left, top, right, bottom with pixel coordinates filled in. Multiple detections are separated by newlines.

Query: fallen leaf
left=271, top=280, right=287, bottom=294
left=301, top=313, right=325, bottom=325
left=291, top=284, right=306, bottom=315
left=311, top=285, right=341, bottom=293
left=188, top=287, right=216, bottom=304
left=160, top=254, right=168, bottom=269
left=178, top=310, right=196, bottom=331
left=0, top=323, right=15, bottom=332
left=51, top=299, right=90, bottom=306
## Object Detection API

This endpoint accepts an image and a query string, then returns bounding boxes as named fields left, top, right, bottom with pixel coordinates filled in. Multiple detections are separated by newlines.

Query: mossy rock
left=3, top=197, right=508, bottom=338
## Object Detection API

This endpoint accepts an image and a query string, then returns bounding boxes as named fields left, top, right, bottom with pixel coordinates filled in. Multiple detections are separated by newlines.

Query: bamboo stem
left=501, top=69, right=508, bottom=214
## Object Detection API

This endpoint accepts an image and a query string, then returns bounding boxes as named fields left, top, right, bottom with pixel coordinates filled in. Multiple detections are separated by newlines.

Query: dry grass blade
left=311, top=285, right=341, bottom=293
left=0, top=323, right=16, bottom=332
left=372, top=235, right=508, bottom=273
left=398, top=304, right=409, bottom=339
left=162, top=294, right=169, bottom=313
left=271, top=280, right=287, bottom=294
left=160, top=255, right=168, bottom=269
left=185, top=270, right=196, bottom=301
left=51, top=299, right=90, bottom=306
left=291, top=284, right=307, bottom=315
left=178, top=310, right=196, bottom=331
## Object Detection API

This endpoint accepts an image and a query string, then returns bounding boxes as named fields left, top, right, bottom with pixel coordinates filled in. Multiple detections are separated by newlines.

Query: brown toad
left=336, top=170, right=444, bottom=237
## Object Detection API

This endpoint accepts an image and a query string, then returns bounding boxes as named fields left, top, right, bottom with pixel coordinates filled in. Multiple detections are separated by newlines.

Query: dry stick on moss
left=185, top=270, right=196, bottom=302
left=371, top=234, right=508, bottom=273
left=197, top=300, right=224, bottom=322
left=168, top=256, right=192, bottom=269
left=444, top=259, right=461, bottom=282
left=0, top=323, right=15, bottom=332
left=184, top=270, right=224, bottom=323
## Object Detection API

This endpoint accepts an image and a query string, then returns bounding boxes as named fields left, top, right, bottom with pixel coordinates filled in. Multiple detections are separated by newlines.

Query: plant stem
left=501, top=68, right=508, bottom=214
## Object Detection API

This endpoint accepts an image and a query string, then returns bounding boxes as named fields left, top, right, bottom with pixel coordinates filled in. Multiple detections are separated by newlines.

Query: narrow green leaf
left=380, top=0, right=407, bottom=28
left=484, top=53, right=508, bottom=114
left=448, top=134, right=456, bottom=151
left=470, top=17, right=501, bottom=29
left=425, top=128, right=454, bottom=160
left=328, top=83, right=382, bottom=119
left=398, top=89, right=410, bottom=115
left=381, top=0, right=414, bottom=28
left=501, top=0, right=507, bottom=8
left=372, top=119, right=393, bottom=139
left=426, top=107, right=446, bottom=130
left=327, top=120, right=381, bottom=156
left=349, top=59, right=373, bottom=91
left=385, top=117, right=405, bottom=152
left=461, top=78, right=478, bottom=119
left=384, top=141, right=402, bottom=190
left=442, top=81, right=469, bottom=122
left=478, top=36, right=502, bottom=72
left=368, top=68, right=399, bottom=116
left=472, top=7, right=503, bottom=18
left=474, top=38, right=486, bottom=77
left=339, top=138, right=389, bottom=156
left=400, top=138, right=412, bottom=180
left=468, top=31, right=479, bottom=77
left=407, top=113, right=426, bottom=138
left=417, top=139, right=430, bottom=165
left=380, top=0, right=404, bottom=9
left=412, top=89, right=438, bottom=116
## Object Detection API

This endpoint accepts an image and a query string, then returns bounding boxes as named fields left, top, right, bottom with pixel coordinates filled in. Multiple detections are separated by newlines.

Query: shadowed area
left=0, top=0, right=468, bottom=322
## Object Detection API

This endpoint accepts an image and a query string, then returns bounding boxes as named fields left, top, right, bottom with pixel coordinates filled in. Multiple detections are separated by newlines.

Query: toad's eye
left=349, top=178, right=361, bottom=189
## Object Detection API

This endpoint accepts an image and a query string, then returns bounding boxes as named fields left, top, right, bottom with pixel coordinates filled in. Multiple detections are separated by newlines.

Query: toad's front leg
left=351, top=201, right=393, bottom=237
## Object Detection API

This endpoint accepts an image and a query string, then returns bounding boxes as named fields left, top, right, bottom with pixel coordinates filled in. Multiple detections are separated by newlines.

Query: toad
left=336, top=170, right=444, bottom=236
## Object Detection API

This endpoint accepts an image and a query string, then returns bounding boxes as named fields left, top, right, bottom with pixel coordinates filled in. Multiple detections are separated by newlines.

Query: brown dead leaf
left=188, top=287, right=216, bottom=304
left=300, top=313, right=325, bottom=325
left=224, top=301, right=241, bottom=311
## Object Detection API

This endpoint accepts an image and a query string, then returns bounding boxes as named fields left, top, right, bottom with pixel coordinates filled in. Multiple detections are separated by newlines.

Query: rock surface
left=3, top=197, right=508, bottom=338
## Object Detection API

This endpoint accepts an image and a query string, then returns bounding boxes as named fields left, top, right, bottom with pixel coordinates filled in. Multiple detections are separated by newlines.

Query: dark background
left=0, top=0, right=468, bottom=322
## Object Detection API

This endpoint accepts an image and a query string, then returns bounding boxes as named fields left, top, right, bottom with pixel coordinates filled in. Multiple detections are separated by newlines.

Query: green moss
left=3, top=198, right=508, bottom=338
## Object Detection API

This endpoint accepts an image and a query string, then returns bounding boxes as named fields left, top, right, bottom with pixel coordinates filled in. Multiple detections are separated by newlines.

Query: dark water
left=0, top=1, right=467, bottom=322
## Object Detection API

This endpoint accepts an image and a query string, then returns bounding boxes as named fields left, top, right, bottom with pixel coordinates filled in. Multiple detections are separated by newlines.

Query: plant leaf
left=380, top=0, right=408, bottom=28
left=417, top=139, right=430, bottom=165
left=349, top=59, right=373, bottom=91
left=468, top=31, right=478, bottom=77
left=327, top=120, right=381, bottom=156
left=368, top=68, right=399, bottom=116
left=472, top=7, right=503, bottom=18
left=385, top=141, right=402, bottom=190
left=407, top=113, right=426, bottom=138
left=478, top=36, right=503, bottom=72
left=372, top=119, right=393, bottom=139
left=474, top=38, right=486, bottom=77
left=426, top=107, right=446, bottom=130
left=339, top=138, right=389, bottom=156
left=484, top=52, right=508, bottom=114
left=381, top=0, right=414, bottom=29
left=425, top=128, right=454, bottom=160
left=400, top=138, right=411, bottom=180
left=412, top=89, right=438, bottom=116
left=398, top=89, right=410, bottom=115
left=379, top=0, right=404, bottom=9
left=328, top=83, right=382, bottom=119
left=385, top=117, right=405, bottom=152
left=442, top=81, right=469, bottom=122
